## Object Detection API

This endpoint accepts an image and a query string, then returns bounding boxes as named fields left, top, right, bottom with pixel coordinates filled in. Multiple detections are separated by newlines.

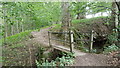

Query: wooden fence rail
left=51, top=38, right=70, bottom=43
left=48, top=30, right=94, bottom=53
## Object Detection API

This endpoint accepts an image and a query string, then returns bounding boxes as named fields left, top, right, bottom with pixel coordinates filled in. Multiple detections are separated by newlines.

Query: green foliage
left=103, top=44, right=119, bottom=53
left=107, top=30, right=118, bottom=44
left=72, top=16, right=107, bottom=23
left=87, top=2, right=111, bottom=14
left=35, top=47, right=45, bottom=64
left=0, top=38, right=2, bottom=46
left=70, top=2, right=111, bottom=19
left=36, top=56, right=74, bottom=67
left=36, top=53, right=74, bottom=67
left=81, top=47, right=89, bottom=53
left=50, top=24, right=61, bottom=31
left=61, top=52, right=75, bottom=58
left=72, top=16, right=107, bottom=24
left=1, top=24, right=52, bottom=46
left=2, top=30, right=32, bottom=45
left=36, top=59, right=57, bottom=67
left=90, top=49, right=97, bottom=53
left=71, top=2, right=87, bottom=14
left=10, top=43, right=24, bottom=49
left=105, top=30, right=119, bottom=54
left=70, top=2, right=87, bottom=19
left=2, top=2, right=61, bottom=37
left=0, top=56, right=2, bottom=62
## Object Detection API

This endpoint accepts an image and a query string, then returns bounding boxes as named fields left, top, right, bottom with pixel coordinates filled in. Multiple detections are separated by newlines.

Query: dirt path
left=30, top=26, right=113, bottom=66
left=73, top=54, right=113, bottom=66
left=31, top=27, right=51, bottom=46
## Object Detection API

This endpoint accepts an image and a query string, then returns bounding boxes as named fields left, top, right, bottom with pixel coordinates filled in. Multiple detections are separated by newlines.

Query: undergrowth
left=104, top=29, right=120, bottom=54
left=103, top=44, right=119, bottom=54
left=1, top=25, right=51, bottom=66
left=2, top=43, right=27, bottom=66
left=36, top=52, right=74, bottom=67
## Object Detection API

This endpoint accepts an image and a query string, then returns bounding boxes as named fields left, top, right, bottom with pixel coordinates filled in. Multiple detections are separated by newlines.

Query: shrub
left=107, top=31, right=118, bottom=44
left=103, top=44, right=119, bottom=53
left=36, top=53, right=74, bottom=67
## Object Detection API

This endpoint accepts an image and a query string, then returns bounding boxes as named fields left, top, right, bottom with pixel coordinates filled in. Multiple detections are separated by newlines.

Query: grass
left=1, top=30, right=32, bottom=46
left=50, top=24, right=61, bottom=31
left=72, top=16, right=107, bottom=24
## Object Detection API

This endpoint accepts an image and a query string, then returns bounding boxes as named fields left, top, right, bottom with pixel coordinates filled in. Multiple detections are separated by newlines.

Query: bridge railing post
left=90, top=30, right=94, bottom=52
left=70, top=30, right=74, bottom=53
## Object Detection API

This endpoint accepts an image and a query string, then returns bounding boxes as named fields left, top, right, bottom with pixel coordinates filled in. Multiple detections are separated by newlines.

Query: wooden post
left=48, top=31, right=51, bottom=47
left=69, top=30, right=74, bottom=53
left=90, top=30, right=94, bottom=52
left=64, top=31, right=67, bottom=46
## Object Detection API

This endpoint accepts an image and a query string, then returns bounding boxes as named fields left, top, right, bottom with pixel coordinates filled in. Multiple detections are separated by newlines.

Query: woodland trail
left=30, top=26, right=113, bottom=66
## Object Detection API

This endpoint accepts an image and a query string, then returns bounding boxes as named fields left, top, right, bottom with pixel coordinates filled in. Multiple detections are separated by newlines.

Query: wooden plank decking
left=52, top=45, right=86, bottom=57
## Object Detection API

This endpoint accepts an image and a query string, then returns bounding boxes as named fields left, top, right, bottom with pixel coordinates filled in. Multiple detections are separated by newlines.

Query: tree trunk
left=21, top=23, right=24, bottom=32
left=2, top=3, right=7, bottom=44
left=115, top=2, right=120, bottom=45
left=3, top=4, right=8, bottom=38
left=61, top=2, right=71, bottom=31
left=61, top=2, right=71, bottom=46
left=16, top=20, right=19, bottom=33
left=11, top=25, right=14, bottom=35
left=110, top=2, right=116, bottom=30
left=76, top=13, right=85, bottom=19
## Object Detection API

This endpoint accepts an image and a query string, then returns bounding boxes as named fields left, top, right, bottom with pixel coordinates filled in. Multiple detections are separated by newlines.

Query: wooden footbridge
left=48, top=30, right=94, bottom=56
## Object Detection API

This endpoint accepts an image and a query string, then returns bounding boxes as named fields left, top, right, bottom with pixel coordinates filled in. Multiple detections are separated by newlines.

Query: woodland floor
left=3, top=26, right=116, bottom=66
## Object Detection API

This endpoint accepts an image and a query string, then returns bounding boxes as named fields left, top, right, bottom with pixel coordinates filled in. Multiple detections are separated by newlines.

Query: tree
left=61, top=2, right=71, bottom=31
left=60, top=2, right=71, bottom=46
left=2, top=2, right=61, bottom=37
left=114, top=1, right=120, bottom=44
left=72, top=2, right=87, bottom=19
